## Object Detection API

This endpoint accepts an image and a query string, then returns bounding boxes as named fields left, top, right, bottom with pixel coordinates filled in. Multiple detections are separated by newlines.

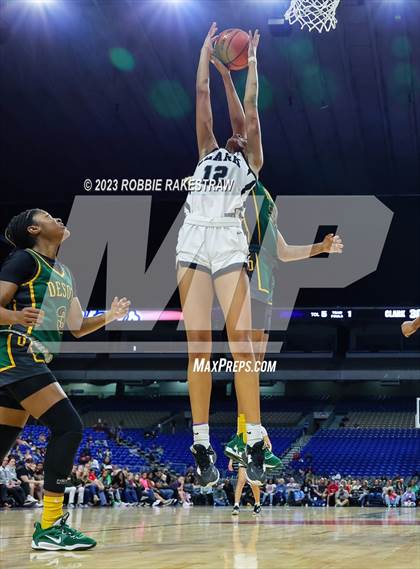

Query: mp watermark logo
left=34, top=195, right=393, bottom=355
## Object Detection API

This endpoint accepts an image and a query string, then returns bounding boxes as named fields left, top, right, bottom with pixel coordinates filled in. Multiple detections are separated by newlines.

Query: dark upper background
left=0, top=0, right=419, bottom=308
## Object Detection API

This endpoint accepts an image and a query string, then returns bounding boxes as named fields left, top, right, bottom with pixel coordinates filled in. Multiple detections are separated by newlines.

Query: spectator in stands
left=86, top=467, right=107, bottom=506
left=90, top=457, right=100, bottom=472
left=64, top=466, right=85, bottom=508
left=309, top=479, right=326, bottom=507
left=401, top=486, right=416, bottom=508
left=102, top=455, right=112, bottom=470
left=359, top=480, right=370, bottom=507
left=6, top=457, right=38, bottom=506
left=275, top=478, right=286, bottom=506
left=326, top=479, right=339, bottom=507
left=124, top=473, right=139, bottom=505
left=78, top=448, right=91, bottom=466
left=261, top=479, right=276, bottom=507
left=222, top=479, right=234, bottom=505
left=0, top=460, right=12, bottom=509
left=73, top=465, right=90, bottom=506
left=17, top=458, right=43, bottom=503
left=177, top=476, right=192, bottom=506
left=335, top=483, right=350, bottom=507
left=200, top=485, right=214, bottom=507
left=1, top=457, right=30, bottom=507
left=349, top=480, right=363, bottom=507
left=34, top=463, right=44, bottom=482
left=99, top=467, right=121, bottom=506
left=394, top=478, right=405, bottom=496
left=384, top=486, right=400, bottom=508
left=366, top=479, right=384, bottom=507
left=213, top=482, right=229, bottom=507
left=286, top=478, right=304, bottom=506
left=112, top=469, right=128, bottom=504
left=409, top=478, right=420, bottom=506
left=153, top=471, right=175, bottom=501
left=138, top=472, right=171, bottom=507
left=300, top=479, right=312, bottom=507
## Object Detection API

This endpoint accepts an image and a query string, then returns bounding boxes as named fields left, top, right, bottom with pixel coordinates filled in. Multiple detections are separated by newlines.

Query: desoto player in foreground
left=0, top=209, right=130, bottom=550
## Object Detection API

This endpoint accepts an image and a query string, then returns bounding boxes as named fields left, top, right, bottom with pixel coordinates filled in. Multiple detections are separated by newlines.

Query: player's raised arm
left=244, top=30, right=263, bottom=175
left=277, top=230, right=343, bottom=262
left=67, top=296, right=130, bottom=338
left=196, top=22, right=219, bottom=160
left=211, top=56, right=246, bottom=138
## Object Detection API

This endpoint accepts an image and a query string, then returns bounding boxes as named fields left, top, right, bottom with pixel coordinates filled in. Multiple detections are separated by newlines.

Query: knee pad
left=39, top=397, right=83, bottom=436
left=39, top=398, right=83, bottom=493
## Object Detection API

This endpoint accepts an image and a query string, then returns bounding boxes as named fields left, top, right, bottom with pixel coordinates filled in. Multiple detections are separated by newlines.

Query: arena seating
left=300, top=428, right=420, bottom=477
left=344, top=412, right=414, bottom=429
left=17, top=425, right=302, bottom=474
left=81, top=411, right=172, bottom=429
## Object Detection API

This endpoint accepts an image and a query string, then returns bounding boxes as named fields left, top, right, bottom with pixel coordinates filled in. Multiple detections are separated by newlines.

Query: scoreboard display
left=84, top=307, right=420, bottom=323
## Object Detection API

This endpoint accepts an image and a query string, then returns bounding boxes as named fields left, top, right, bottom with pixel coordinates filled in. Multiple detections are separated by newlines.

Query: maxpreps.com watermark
left=193, top=358, right=277, bottom=373
left=83, top=178, right=235, bottom=192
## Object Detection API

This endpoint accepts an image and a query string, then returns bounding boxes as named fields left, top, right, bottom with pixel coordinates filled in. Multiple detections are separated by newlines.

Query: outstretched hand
left=202, top=22, right=218, bottom=59
left=108, top=296, right=131, bottom=321
left=248, top=29, right=260, bottom=59
left=322, top=233, right=343, bottom=254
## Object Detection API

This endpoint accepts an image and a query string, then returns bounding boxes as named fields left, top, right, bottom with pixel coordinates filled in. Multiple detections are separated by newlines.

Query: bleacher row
left=300, top=429, right=420, bottom=477
left=17, top=421, right=420, bottom=478
left=344, top=412, right=414, bottom=429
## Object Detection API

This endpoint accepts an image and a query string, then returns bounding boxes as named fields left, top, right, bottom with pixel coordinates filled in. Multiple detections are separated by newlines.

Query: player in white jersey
left=177, top=23, right=266, bottom=488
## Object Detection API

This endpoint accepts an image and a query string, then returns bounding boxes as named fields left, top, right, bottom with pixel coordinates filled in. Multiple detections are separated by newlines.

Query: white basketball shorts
left=175, top=214, right=249, bottom=277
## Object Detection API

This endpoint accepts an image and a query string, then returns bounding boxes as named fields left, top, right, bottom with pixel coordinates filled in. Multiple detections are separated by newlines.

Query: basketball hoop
left=284, top=0, right=341, bottom=33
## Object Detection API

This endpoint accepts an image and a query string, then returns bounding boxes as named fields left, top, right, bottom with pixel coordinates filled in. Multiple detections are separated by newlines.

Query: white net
left=284, top=0, right=341, bottom=33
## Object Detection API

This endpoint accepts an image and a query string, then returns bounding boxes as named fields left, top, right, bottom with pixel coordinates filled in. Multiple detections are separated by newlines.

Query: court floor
left=0, top=506, right=419, bottom=569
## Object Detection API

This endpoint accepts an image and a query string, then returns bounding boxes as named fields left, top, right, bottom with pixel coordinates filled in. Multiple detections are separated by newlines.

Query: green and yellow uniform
left=243, top=180, right=278, bottom=306
left=0, top=248, right=75, bottom=385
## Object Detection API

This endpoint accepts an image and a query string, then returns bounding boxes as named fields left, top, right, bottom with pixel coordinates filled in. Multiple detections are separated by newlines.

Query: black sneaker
left=253, top=503, right=262, bottom=516
left=231, top=505, right=240, bottom=516
left=245, top=441, right=266, bottom=486
left=190, top=444, right=220, bottom=488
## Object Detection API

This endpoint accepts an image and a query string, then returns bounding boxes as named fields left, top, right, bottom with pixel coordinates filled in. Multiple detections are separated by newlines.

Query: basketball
left=214, top=28, right=249, bottom=71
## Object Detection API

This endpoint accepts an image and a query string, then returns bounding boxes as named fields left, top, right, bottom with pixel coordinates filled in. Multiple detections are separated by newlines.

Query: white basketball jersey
left=185, top=148, right=257, bottom=218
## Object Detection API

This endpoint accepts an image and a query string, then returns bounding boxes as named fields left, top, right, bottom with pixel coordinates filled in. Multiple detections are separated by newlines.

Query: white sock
left=234, top=502, right=239, bottom=508
left=246, top=423, right=263, bottom=447
left=193, top=423, right=210, bottom=448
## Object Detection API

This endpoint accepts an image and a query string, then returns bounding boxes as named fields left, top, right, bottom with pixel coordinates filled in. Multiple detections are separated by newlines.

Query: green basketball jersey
left=1, top=249, right=75, bottom=357
left=244, top=181, right=278, bottom=304
left=244, top=180, right=278, bottom=259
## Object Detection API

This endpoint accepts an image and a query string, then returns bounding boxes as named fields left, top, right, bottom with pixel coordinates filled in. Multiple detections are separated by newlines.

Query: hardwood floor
left=0, top=506, right=419, bottom=569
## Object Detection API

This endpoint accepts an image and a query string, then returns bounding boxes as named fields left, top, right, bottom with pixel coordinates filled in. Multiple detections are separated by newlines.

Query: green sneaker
left=32, top=513, right=97, bottom=551
left=264, top=448, right=282, bottom=470
left=224, top=433, right=246, bottom=464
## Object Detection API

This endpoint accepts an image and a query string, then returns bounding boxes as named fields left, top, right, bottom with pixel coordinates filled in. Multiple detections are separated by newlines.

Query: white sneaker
left=26, top=495, right=38, bottom=503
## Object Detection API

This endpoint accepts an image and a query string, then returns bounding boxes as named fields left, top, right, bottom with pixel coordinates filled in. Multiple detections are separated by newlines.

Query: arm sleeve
left=0, top=250, right=37, bottom=286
